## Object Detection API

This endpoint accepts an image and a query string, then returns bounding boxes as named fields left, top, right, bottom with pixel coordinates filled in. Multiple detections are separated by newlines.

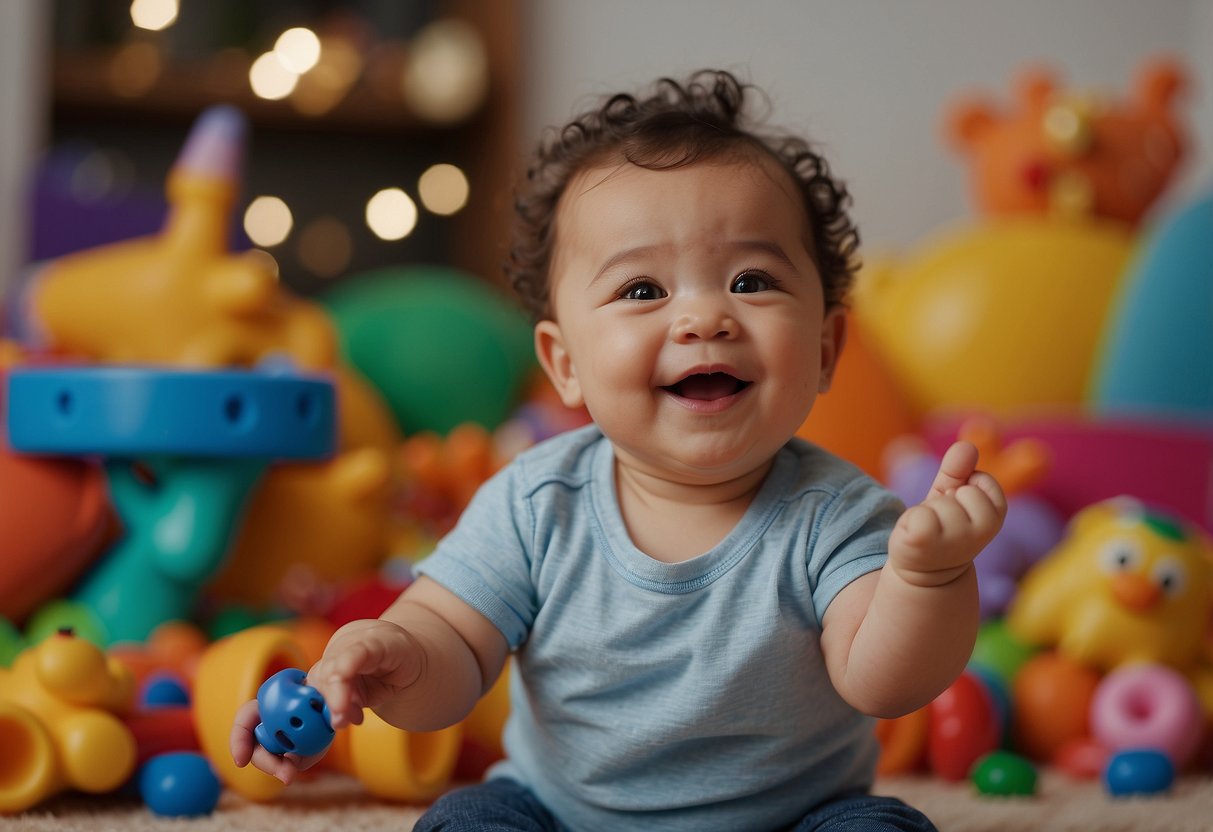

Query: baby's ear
left=817, top=308, right=847, bottom=393
left=534, top=320, right=584, bottom=408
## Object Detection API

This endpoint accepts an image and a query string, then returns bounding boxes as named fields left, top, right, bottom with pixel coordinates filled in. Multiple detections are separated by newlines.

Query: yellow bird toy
left=1007, top=497, right=1213, bottom=673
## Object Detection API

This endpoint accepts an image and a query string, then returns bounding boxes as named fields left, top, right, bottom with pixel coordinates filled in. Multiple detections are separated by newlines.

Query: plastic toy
left=125, top=706, right=200, bottom=766
left=968, top=619, right=1037, bottom=687
left=26, top=106, right=338, bottom=372
left=1010, top=651, right=1099, bottom=763
left=853, top=218, right=1133, bottom=416
left=323, top=265, right=536, bottom=435
left=193, top=624, right=463, bottom=803
left=109, top=620, right=209, bottom=690
left=1090, top=663, right=1202, bottom=768
left=0, top=431, right=112, bottom=623
left=207, top=446, right=395, bottom=610
left=1007, top=498, right=1213, bottom=672
left=923, top=414, right=1213, bottom=534
left=7, top=366, right=336, bottom=459
left=16, top=105, right=402, bottom=630
left=396, top=422, right=504, bottom=537
left=0, top=628, right=136, bottom=813
left=5, top=365, right=338, bottom=643
left=139, top=752, right=222, bottom=817
left=141, top=673, right=191, bottom=709
left=24, top=599, right=108, bottom=647
left=795, top=315, right=919, bottom=478
left=1054, top=737, right=1110, bottom=781
left=254, top=668, right=334, bottom=757
left=0, top=617, right=25, bottom=667
left=926, top=671, right=999, bottom=781
left=946, top=59, right=1187, bottom=226
left=971, top=750, right=1037, bottom=797
left=874, top=706, right=929, bottom=776
left=1104, top=749, right=1174, bottom=797
left=1094, top=184, right=1213, bottom=421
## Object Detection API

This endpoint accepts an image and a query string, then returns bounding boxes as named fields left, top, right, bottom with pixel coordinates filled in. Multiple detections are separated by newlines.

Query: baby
left=232, top=70, right=1006, bottom=831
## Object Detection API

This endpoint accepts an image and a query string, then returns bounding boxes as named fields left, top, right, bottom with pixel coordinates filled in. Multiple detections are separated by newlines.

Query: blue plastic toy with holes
left=255, top=668, right=334, bottom=757
left=4, top=366, right=336, bottom=643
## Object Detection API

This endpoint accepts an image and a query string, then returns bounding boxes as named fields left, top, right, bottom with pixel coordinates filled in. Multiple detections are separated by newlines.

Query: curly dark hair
left=505, top=69, right=860, bottom=322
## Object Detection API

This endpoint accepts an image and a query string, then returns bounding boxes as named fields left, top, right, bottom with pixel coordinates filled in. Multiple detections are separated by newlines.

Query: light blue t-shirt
left=415, top=424, right=903, bottom=832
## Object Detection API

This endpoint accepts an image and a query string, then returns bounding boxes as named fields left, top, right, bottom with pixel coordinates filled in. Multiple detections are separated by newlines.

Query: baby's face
left=535, top=154, right=844, bottom=485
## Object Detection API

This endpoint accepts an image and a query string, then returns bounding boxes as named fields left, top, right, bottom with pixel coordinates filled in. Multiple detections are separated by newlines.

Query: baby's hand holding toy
left=254, top=668, right=334, bottom=757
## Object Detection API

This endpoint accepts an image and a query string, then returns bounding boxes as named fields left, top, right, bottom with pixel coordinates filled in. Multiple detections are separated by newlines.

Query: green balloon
left=971, top=750, right=1037, bottom=796
left=325, top=266, right=536, bottom=435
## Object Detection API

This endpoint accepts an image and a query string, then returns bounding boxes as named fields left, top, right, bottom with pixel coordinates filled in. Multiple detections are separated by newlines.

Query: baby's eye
left=731, top=270, right=774, bottom=293
left=620, top=280, right=666, bottom=301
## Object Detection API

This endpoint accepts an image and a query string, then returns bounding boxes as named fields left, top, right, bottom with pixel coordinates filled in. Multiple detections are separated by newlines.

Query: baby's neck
left=612, top=456, right=774, bottom=563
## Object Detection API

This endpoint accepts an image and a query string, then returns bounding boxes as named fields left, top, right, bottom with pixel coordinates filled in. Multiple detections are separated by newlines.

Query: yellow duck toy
left=1007, top=497, right=1213, bottom=673
left=0, top=630, right=137, bottom=813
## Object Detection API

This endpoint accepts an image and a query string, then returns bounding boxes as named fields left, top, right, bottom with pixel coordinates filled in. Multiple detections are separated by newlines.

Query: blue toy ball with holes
left=254, top=668, right=334, bottom=757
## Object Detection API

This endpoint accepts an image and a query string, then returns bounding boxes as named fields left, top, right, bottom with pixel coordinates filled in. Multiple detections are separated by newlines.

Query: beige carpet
left=4, top=771, right=1213, bottom=831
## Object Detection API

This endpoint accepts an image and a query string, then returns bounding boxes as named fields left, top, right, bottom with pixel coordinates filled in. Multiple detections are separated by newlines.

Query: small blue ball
left=1104, top=749, right=1174, bottom=797
left=139, top=752, right=221, bottom=817
left=141, top=674, right=191, bottom=708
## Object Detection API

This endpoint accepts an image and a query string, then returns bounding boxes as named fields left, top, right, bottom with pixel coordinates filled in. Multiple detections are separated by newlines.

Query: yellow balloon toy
left=853, top=218, right=1132, bottom=416
left=1007, top=497, right=1213, bottom=673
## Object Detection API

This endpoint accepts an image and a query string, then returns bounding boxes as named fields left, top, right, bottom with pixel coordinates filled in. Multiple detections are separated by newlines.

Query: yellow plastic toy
left=193, top=624, right=465, bottom=803
left=0, top=630, right=137, bottom=813
left=853, top=218, right=1133, bottom=415
left=26, top=107, right=402, bottom=617
left=207, top=448, right=396, bottom=610
left=1007, top=497, right=1213, bottom=673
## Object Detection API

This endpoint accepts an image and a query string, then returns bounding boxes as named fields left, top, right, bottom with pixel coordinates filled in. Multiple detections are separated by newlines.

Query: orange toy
left=796, top=315, right=919, bottom=479
left=1012, top=651, right=1100, bottom=763
left=0, top=440, right=113, bottom=624
left=398, top=422, right=505, bottom=537
left=874, top=706, right=929, bottom=776
left=947, top=58, right=1187, bottom=226
left=0, top=630, right=137, bottom=813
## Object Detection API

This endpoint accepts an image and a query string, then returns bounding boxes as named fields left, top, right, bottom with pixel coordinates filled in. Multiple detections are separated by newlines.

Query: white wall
left=521, top=0, right=1209, bottom=252
left=0, top=1, right=47, bottom=295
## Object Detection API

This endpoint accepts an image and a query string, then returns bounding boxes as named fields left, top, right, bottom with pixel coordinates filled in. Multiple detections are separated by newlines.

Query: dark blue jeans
left=413, top=778, right=937, bottom=831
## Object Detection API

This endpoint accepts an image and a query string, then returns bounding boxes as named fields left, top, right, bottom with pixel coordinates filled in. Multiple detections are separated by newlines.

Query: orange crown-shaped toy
left=946, top=58, right=1187, bottom=226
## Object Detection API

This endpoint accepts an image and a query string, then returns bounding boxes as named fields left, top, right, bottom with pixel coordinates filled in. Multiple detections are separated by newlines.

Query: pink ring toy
left=1090, top=663, right=1202, bottom=768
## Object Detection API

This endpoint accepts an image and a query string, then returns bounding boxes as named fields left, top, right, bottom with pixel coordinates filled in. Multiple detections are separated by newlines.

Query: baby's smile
left=661, top=371, right=752, bottom=404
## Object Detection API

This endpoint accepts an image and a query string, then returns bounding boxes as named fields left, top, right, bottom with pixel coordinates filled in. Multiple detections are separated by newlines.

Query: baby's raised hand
left=888, top=441, right=1007, bottom=587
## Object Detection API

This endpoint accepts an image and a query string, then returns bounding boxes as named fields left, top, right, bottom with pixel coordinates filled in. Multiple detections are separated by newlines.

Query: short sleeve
left=412, top=462, right=538, bottom=649
left=806, top=476, right=904, bottom=626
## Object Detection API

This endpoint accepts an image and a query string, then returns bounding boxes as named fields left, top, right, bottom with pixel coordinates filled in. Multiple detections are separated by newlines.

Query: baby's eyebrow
left=591, top=244, right=663, bottom=284
left=728, top=239, right=804, bottom=276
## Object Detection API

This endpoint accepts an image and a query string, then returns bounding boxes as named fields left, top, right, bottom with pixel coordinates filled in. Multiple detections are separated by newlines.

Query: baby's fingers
left=230, top=699, right=261, bottom=767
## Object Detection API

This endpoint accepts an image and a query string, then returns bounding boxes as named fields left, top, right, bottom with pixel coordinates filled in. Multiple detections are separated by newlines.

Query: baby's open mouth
left=662, top=373, right=751, bottom=401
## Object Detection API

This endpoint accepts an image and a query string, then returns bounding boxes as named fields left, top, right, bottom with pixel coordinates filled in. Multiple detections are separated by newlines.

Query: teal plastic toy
left=4, top=367, right=336, bottom=643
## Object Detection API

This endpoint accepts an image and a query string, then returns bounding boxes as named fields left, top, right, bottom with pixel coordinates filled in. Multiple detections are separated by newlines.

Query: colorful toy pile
left=841, top=56, right=1213, bottom=799
left=0, top=105, right=543, bottom=815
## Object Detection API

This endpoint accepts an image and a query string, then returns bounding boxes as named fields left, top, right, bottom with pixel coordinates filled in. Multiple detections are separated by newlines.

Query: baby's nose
left=670, top=306, right=738, bottom=342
